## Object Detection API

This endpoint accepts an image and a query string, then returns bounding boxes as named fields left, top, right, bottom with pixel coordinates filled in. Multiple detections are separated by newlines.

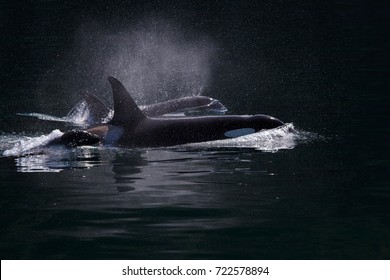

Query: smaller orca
left=18, top=93, right=227, bottom=126
left=80, top=92, right=228, bottom=119
left=51, top=76, right=284, bottom=148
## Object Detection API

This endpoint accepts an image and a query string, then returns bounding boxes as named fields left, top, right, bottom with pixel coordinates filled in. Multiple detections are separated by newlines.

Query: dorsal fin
left=81, top=93, right=111, bottom=123
left=82, top=92, right=110, bottom=118
left=107, top=76, right=146, bottom=125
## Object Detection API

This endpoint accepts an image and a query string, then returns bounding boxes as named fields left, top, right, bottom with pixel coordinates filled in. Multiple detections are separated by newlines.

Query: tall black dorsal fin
left=107, top=76, right=146, bottom=125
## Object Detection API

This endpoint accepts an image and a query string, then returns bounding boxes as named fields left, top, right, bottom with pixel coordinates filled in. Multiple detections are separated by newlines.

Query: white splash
left=17, top=100, right=111, bottom=127
left=64, top=99, right=93, bottom=124
left=63, top=99, right=113, bottom=125
left=181, top=123, right=304, bottom=152
left=2, top=130, right=64, bottom=157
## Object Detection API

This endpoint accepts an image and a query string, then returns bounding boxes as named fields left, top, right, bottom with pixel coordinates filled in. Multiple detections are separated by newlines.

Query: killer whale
left=77, top=92, right=228, bottom=119
left=18, top=92, right=227, bottom=127
left=51, top=76, right=284, bottom=148
left=79, top=92, right=228, bottom=122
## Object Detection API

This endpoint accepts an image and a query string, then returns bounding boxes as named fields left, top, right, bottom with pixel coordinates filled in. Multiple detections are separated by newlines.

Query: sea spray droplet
left=2, top=130, right=64, bottom=157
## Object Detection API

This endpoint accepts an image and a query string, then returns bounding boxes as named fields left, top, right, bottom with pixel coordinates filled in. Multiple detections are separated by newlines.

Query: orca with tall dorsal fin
left=51, top=76, right=284, bottom=148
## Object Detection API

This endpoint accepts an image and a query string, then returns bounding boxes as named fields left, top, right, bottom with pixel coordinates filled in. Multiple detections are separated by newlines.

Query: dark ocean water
left=0, top=0, right=389, bottom=259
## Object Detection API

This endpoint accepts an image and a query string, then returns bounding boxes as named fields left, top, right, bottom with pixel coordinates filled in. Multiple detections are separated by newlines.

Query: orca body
left=110, top=114, right=283, bottom=147
left=141, top=96, right=227, bottom=117
left=82, top=92, right=227, bottom=119
left=52, top=76, right=284, bottom=148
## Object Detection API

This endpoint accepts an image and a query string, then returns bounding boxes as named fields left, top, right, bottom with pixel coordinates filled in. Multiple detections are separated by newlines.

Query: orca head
left=179, top=96, right=228, bottom=116
left=260, top=115, right=284, bottom=129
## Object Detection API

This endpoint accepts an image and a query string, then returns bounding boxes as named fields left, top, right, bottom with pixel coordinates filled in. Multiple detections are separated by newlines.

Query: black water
left=0, top=0, right=389, bottom=259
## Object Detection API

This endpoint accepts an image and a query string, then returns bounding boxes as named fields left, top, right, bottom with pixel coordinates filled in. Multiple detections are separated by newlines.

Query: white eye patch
left=224, top=128, right=256, bottom=138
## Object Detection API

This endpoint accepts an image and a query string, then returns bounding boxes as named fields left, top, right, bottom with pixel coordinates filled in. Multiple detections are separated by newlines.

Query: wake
left=1, top=130, right=64, bottom=157
left=180, top=123, right=310, bottom=151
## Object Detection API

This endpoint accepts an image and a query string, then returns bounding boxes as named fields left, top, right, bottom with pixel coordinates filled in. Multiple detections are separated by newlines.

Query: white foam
left=181, top=123, right=303, bottom=152
left=65, top=99, right=91, bottom=125
left=2, top=129, right=64, bottom=157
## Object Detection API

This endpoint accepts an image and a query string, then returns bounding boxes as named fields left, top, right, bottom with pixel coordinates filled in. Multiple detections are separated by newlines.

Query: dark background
left=2, top=0, right=388, bottom=133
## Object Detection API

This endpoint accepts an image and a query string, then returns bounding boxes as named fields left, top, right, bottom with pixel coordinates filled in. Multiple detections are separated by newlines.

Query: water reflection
left=13, top=147, right=106, bottom=172
left=2, top=140, right=381, bottom=259
left=16, top=155, right=62, bottom=173
left=35, top=147, right=274, bottom=208
left=6, top=147, right=280, bottom=239
left=2, top=130, right=345, bottom=259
